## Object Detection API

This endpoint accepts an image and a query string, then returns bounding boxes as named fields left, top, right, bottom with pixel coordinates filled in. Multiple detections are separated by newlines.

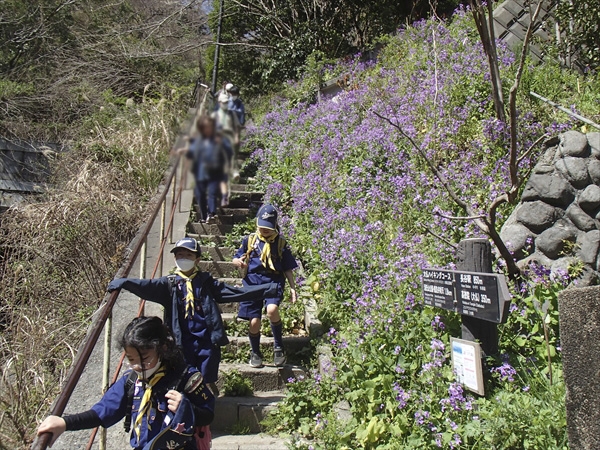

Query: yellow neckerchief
left=255, top=229, right=279, bottom=271
left=134, top=366, right=166, bottom=441
left=175, top=267, right=199, bottom=318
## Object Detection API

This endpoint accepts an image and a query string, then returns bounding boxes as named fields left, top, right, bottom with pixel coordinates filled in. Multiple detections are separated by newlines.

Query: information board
left=422, top=269, right=511, bottom=323
left=451, top=337, right=484, bottom=395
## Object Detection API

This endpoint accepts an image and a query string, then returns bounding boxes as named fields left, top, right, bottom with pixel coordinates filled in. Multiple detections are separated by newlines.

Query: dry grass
left=0, top=93, right=183, bottom=448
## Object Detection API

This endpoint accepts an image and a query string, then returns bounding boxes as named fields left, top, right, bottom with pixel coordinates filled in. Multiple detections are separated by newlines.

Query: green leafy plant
left=221, top=369, right=254, bottom=397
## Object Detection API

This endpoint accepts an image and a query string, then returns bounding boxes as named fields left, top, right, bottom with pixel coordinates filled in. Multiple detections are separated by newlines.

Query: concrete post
left=559, top=285, right=600, bottom=449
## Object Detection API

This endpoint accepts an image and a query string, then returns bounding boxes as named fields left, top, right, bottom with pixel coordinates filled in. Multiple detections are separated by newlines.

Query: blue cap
left=256, top=204, right=278, bottom=230
left=170, top=237, right=200, bottom=254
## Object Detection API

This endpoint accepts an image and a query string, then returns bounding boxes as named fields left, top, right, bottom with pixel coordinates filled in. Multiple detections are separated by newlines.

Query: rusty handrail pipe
left=31, top=154, right=182, bottom=450
left=83, top=160, right=186, bottom=450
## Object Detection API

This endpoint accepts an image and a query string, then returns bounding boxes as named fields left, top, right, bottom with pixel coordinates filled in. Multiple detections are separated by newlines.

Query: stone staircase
left=185, top=163, right=313, bottom=448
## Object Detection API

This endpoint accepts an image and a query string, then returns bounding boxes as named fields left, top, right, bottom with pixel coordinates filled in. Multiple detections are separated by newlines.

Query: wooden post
left=456, top=238, right=499, bottom=357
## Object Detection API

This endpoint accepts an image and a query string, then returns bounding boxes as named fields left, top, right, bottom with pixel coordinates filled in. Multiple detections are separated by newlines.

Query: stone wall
left=500, top=130, right=600, bottom=285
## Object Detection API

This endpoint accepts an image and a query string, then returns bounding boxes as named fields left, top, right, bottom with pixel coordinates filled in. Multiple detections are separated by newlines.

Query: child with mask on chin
left=107, top=237, right=280, bottom=394
left=37, top=316, right=214, bottom=450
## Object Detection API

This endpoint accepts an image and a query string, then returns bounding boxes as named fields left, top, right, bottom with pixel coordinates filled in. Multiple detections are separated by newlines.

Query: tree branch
left=434, top=211, right=486, bottom=221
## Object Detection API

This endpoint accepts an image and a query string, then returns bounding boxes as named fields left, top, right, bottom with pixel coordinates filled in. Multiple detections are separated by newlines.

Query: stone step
left=216, top=277, right=243, bottom=285
left=218, top=206, right=252, bottom=216
left=212, top=391, right=285, bottom=434
left=230, top=183, right=252, bottom=192
left=214, top=210, right=252, bottom=225
left=217, top=363, right=305, bottom=393
left=210, top=431, right=289, bottom=449
left=200, top=246, right=235, bottom=261
left=219, top=301, right=241, bottom=314
left=189, top=233, right=226, bottom=245
left=190, top=221, right=234, bottom=235
left=197, top=260, right=241, bottom=278
left=224, top=335, right=311, bottom=360
left=228, top=191, right=264, bottom=208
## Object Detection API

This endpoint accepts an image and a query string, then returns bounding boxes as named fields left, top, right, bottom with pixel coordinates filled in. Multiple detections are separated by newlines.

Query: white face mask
left=176, top=258, right=196, bottom=272
left=230, top=95, right=238, bottom=101
left=135, top=358, right=161, bottom=380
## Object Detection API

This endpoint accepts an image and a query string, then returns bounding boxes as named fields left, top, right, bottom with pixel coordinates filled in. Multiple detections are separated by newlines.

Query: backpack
left=123, top=368, right=212, bottom=450
left=201, top=141, right=226, bottom=172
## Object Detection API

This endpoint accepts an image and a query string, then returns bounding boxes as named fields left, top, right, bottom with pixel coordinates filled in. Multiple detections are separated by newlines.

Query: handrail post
left=99, top=311, right=112, bottom=450
left=179, top=155, right=186, bottom=213
left=160, top=198, right=166, bottom=276
left=140, top=238, right=147, bottom=314
left=170, top=176, right=176, bottom=244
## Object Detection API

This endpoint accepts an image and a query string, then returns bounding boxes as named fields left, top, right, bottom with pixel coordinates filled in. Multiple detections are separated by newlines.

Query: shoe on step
left=273, top=347, right=286, bottom=367
left=249, top=352, right=263, bottom=368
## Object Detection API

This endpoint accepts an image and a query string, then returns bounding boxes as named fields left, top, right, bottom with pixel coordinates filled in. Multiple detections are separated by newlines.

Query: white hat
left=225, top=83, right=234, bottom=91
left=218, top=92, right=229, bottom=103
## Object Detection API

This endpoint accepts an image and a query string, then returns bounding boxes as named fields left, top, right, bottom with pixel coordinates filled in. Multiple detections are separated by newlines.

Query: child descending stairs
left=186, top=167, right=314, bottom=448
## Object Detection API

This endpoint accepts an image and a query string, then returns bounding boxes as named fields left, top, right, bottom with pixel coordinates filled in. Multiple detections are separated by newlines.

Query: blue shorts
left=237, top=279, right=284, bottom=320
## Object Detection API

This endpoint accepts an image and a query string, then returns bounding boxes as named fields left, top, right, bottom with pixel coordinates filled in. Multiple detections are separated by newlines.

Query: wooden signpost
left=421, top=239, right=513, bottom=395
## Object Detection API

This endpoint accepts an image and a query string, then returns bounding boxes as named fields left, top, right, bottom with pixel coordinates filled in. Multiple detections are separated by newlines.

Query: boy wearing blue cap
left=107, top=237, right=280, bottom=390
left=232, top=204, right=298, bottom=368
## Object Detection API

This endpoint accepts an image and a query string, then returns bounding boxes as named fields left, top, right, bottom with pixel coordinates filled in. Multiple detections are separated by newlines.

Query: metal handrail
left=82, top=160, right=187, bottom=450
left=31, top=150, right=188, bottom=450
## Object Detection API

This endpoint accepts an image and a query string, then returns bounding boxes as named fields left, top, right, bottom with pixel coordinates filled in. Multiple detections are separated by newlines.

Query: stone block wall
left=500, top=130, right=600, bottom=285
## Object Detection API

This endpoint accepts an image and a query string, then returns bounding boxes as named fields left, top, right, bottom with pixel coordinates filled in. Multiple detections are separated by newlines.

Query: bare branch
left=422, top=225, right=459, bottom=250
left=517, top=133, right=548, bottom=164
left=468, top=0, right=506, bottom=123
left=508, top=0, right=545, bottom=198
left=434, top=211, right=486, bottom=221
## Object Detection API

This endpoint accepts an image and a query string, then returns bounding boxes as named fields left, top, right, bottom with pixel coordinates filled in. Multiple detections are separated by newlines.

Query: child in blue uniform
left=37, top=316, right=214, bottom=449
left=232, top=204, right=298, bottom=368
left=106, top=237, right=279, bottom=389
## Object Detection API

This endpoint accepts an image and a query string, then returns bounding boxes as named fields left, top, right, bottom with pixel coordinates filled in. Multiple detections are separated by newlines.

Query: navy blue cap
left=170, top=237, right=200, bottom=254
left=256, top=204, right=278, bottom=230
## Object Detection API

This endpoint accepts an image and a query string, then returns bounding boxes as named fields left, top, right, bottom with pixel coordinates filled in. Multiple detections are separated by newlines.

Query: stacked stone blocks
left=500, top=131, right=600, bottom=284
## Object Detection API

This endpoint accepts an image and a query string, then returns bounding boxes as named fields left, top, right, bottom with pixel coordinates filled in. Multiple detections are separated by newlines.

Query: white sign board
left=450, top=337, right=484, bottom=395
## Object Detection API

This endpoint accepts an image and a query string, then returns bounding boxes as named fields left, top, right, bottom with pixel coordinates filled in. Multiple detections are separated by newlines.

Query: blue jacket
left=228, top=98, right=245, bottom=126
left=108, top=274, right=278, bottom=347
left=90, top=365, right=213, bottom=449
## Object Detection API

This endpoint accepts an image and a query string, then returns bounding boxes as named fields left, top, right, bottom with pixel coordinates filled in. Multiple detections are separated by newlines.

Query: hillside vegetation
left=0, top=1, right=598, bottom=448
left=244, top=9, right=599, bottom=449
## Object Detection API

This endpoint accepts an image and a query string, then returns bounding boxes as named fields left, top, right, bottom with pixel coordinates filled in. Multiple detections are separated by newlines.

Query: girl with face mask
left=37, top=316, right=214, bottom=449
left=106, top=237, right=280, bottom=395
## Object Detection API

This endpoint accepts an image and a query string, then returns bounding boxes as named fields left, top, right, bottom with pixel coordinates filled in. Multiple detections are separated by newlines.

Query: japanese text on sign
left=421, top=269, right=511, bottom=323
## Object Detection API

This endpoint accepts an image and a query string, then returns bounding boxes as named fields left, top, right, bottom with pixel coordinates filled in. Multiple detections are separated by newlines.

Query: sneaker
left=249, top=352, right=263, bottom=368
left=206, top=215, right=217, bottom=224
left=273, top=347, right=286, bottom=367
left=221, top=195, right=229, bottom=207
left=232, top=171, right=240, bottom=183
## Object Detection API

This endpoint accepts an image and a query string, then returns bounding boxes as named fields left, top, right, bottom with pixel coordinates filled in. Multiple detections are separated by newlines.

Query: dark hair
left=118, top=316, right=185, bottom=372
left=229, top=86, right=240, bottom=95
left=196, top=115, right=215, bottom=138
